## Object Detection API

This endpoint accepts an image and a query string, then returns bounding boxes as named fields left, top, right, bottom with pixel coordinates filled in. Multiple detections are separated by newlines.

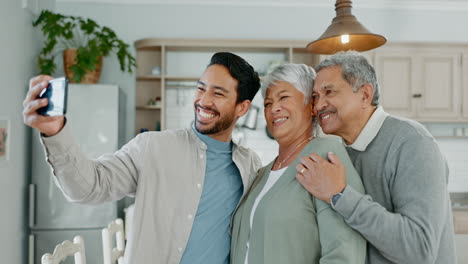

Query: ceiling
left=55, top=0, right=468, bottom=11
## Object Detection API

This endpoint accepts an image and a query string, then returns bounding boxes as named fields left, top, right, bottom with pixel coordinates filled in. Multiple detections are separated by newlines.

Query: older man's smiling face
left=312, top=66, right=366, bottom=143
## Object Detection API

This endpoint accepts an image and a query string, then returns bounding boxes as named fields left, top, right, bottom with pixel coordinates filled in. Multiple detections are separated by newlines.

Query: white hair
left=261, top=63, right=316, bottom=104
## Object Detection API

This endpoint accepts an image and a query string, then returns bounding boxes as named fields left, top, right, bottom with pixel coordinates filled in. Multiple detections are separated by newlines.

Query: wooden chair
left=123, top=204, right=135, bottom=240
left=41, top=235, right=86, bottom=264
left=102, top=218, right=125, bottom=264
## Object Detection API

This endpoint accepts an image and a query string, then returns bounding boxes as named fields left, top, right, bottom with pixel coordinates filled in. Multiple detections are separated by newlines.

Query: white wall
left=439, top=138, right=468, bottom=192
left=55, top=3, right=468, bottom=142
left=0, top=1, right=41, bottom=263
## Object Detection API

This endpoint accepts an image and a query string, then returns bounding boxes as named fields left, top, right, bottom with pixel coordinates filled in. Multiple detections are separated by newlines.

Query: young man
left=295, top=51, right=456, bottom=264
left=23, top=52, right=262, bottom=264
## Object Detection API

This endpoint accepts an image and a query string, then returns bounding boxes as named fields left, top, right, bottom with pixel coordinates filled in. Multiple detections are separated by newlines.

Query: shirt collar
left=191, top=123, right=232, bottom=151
left=346, top=105, right=389, bottom=151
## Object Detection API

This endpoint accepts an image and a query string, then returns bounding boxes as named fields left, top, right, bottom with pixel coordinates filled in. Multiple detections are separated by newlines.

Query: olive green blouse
left=231, top=137, right=366, bottom=264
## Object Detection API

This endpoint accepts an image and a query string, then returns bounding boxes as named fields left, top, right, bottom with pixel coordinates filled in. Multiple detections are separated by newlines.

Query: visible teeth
left=274, top=118, right=287, bottom=124
left=321, top=113, right=333, bottom=120
left=199, top=110, right=215, bottom=119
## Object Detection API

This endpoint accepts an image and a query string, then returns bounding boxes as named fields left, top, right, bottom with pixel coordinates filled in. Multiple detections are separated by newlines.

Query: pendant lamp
left=306, top=0, right=387, bottom=54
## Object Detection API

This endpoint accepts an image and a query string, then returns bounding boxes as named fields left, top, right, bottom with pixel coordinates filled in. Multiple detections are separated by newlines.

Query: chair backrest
left=123, top=204, right=135, bottom=240
left=41, top=235, right=86, bottom=264
left=102, top=218, right=125, bottom=264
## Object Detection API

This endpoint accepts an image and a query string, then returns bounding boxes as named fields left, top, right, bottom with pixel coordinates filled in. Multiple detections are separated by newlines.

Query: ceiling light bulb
left=341, top=34, right=350, bottom=44
left=306, top=0, right=386, bottom=54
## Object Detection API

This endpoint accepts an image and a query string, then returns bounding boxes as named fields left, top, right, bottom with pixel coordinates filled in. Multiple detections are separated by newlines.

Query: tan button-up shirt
left=41, top=124, right=262, bottom=264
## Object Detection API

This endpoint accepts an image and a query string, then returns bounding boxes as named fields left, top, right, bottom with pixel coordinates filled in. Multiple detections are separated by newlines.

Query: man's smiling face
left=194, top=64, right=240, bottom=139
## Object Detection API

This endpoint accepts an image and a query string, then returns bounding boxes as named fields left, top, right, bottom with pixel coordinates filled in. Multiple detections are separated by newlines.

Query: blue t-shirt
left=179, top=126, right=244, bottom=264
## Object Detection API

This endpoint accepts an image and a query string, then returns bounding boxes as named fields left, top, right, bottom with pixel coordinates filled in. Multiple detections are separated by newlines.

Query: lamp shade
left=306, top=0, right=386, bottom=54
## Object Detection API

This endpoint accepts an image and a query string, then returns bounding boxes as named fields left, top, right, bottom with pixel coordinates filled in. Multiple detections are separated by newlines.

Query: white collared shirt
left=346, top=106, right=389, bottom=151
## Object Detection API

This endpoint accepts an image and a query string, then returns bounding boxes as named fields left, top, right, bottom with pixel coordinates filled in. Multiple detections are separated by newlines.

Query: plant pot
left=63, top=49, right=103, bottom=84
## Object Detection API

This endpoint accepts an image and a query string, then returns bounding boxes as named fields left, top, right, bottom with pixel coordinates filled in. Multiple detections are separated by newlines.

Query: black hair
left=208, top=52, right=260, bottom=103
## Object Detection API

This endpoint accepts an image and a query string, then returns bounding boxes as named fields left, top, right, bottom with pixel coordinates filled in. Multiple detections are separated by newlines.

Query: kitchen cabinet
left=463, top=54, right=468, bottom=119
left=446, top=196, right=468, bottom=263
left=453, top=210, right=468, bottom=234
left=451, top=206, right=468, bottom=262
left=133, top=38, right=320, bottom=133
left=374, top=50, right=413, bottom=117
left=456, top=234, right=468, bottom=263
left=374, top=44, right=467, bottom=122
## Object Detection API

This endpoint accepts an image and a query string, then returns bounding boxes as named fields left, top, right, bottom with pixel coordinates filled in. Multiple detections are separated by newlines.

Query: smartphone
left=37, top=77, right=68, bottom=116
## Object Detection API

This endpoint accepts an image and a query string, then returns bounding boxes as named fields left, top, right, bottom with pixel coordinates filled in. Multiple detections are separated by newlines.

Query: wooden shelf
left=137, top=105, right=161, bottom=110
left=134, top=38, right=323, bottom=131
left=136, top=75, right=162, bottom=81
left=136, top=75, right=205, bottom=81
left=135, top=38, right=310, bottom=50
left=434, top=136, right=468, bottom=139
left=165, top=76, right=199, bottom=81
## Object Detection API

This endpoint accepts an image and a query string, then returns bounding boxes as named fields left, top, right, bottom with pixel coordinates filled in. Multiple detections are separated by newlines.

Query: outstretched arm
left=24, top=75, right=141, bottom=204
left=41, top=123, right=142, bottom=204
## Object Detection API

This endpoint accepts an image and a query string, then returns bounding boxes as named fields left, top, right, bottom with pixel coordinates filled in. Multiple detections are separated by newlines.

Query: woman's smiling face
left=264, top=81, right=313, bottom=142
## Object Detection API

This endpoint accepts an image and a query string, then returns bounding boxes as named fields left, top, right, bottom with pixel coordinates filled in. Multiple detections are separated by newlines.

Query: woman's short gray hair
left=315, top=51, right=380, bottom=106
left=261, top=63, right=316, bottom=104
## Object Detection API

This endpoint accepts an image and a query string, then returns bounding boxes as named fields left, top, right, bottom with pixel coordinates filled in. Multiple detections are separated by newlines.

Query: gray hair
left=261, top=63, right=316, bottom=104
left=315, top=51, right=380, bottom=106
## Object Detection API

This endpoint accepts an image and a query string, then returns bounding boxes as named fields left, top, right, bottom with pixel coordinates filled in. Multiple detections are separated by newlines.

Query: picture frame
left=0, top=118, right=10, bottom=163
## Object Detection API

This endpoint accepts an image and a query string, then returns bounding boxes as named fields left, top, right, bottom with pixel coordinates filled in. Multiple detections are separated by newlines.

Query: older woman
left=231, top=64, right=366, bottom=264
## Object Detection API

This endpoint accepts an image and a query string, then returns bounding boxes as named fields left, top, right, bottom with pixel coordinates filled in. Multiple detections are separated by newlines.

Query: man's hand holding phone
left=23, top=75, right=66, bottom=137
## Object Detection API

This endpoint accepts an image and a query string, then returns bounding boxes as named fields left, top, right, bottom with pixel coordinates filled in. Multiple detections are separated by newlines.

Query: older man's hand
left=296, top=152, right=347, bottom=203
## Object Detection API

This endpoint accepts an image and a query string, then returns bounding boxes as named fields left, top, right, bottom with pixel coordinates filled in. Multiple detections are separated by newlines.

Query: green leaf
left=37, top=56, right=56, bottom=75
left=70, top=64, right=86, bottom=83
left=32, top=10, right=136, bottom=80
left=42, top=38, right=57, bottom=55
left=32, top=10, right=47, bottom=26
left=81, top=18, right=99, bottom=35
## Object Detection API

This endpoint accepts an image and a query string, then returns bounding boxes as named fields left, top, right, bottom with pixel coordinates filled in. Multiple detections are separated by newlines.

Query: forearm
left=41, top=124, right=139, bottom=204
left=335, top=186, right=448, bottom=263
left=318, top=151, right=366, bottom=263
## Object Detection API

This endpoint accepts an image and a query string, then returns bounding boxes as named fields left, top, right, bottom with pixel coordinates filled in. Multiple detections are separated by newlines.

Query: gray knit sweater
left=335, top=115, right=456, bottom=264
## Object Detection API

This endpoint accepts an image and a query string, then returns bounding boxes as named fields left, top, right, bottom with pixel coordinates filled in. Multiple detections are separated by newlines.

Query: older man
left=296, top=51, right=456, bottom=264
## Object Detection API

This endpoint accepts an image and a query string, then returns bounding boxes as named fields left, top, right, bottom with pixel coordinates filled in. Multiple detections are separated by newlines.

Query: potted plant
left=33, top=10, right=136, bottom=83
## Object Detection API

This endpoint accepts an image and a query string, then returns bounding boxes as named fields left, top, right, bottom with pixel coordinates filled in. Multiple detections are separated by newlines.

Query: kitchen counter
left=451, top=193, right=468, bottom=234
left=453, top=210, right=468, bottom=234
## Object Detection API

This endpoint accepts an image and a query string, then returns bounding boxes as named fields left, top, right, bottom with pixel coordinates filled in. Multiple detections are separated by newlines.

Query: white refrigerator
left=28, top=84, right=122, bottom=264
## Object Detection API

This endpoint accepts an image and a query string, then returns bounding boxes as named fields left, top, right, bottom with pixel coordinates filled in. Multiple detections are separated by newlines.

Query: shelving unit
left=134, top=38, right=320, bottom=134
